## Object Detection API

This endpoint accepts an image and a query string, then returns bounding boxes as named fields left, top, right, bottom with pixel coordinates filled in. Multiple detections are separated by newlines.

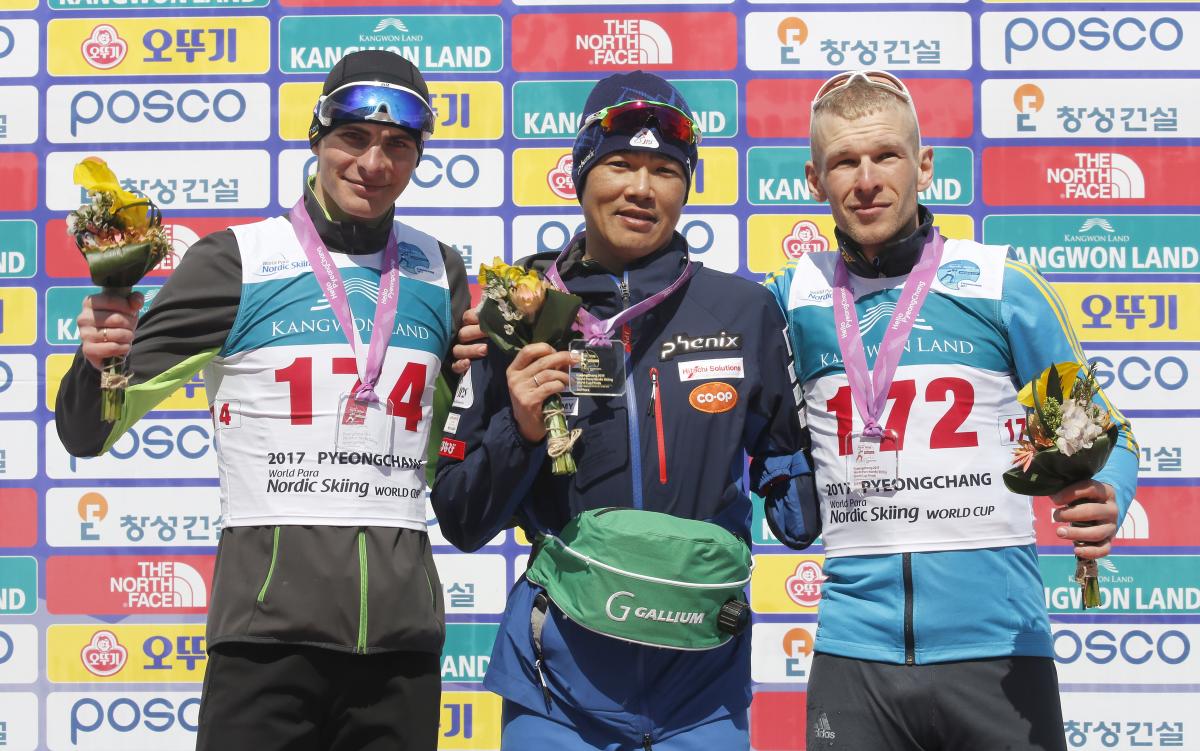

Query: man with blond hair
left=763, top=70, right=1138, bottom=750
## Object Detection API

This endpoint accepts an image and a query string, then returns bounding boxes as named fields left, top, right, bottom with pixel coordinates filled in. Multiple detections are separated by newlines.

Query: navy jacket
left=432, top=233, right=817, bottom=740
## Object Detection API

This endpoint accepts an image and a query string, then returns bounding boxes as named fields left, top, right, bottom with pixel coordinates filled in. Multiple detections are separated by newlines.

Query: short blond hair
left=810, top=79, right=921, bottom=168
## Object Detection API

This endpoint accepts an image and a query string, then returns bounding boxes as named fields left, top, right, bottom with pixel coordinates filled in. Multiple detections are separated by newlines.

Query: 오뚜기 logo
left=782, top=220, right=830, bottom=258
left=547, top=154, right=576, bottom=200
left=80, top=630, right=128, bottom=677
left=81, top=24, right=127, bottom=70
left=785, top=559, right=825, bottom=607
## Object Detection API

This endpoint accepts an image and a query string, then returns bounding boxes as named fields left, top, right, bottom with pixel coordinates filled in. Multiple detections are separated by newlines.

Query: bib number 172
left=826, top=376, right=978, bottom=456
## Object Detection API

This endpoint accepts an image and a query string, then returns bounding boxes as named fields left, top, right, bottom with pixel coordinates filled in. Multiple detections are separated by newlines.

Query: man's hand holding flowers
left=78, top=290, right=144, bottom=371
left=1004, top=361, right=1122, bottom=607
left=1050, top=479, right=1118, bottom=560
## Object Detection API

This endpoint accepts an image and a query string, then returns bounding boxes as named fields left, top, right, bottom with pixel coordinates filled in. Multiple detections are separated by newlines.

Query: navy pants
left=501, top=699, right=749, bottom=750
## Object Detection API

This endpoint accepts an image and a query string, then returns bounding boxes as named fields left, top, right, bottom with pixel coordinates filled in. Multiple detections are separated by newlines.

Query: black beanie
left=308, top=50, right=432, bottom=156
left=571, top=71, right=699, bottom=203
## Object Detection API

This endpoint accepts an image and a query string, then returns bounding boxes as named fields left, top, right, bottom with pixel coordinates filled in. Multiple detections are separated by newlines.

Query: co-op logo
left=1004, top=16, right=1183, bottom=64
left=69, top=88, right=248, bottom=137
left=533, top=217, right=722, bottom=256
left=70, top=696, right=200, bottom=746
left=70, top=424, right=212, bottom=472
left=303, top=152, right=480, bottom=190
left=1054, top=628, right=1190, bottom=666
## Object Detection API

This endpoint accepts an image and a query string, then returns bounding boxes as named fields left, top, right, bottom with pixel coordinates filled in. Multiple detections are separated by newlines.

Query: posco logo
left=64, top=694, right=199, bottom=746
left=1004, top=16, right=1183, bottom=65
left=1054, top=628, right=1189, bottom=666
left=412, top=152, right=480, bottom=189
left=0, top=25, right=14, bottom=59
left=1092, top=354, right=1188, bottom=392
left=62, top=86, right=252, bottom=139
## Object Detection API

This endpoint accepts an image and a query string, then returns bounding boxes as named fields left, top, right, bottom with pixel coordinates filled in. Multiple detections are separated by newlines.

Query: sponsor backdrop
left=0, top=0, right=1197, bottom=749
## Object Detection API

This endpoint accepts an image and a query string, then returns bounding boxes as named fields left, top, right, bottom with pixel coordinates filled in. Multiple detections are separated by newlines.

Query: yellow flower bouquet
left=477, top=258, right=583, bottom=475
left=66, top=158, right=170, bottom=421
left=1004, top=362, right=1118, bottom=608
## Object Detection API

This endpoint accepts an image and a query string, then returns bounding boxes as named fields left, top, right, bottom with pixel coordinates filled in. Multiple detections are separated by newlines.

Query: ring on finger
left=532, top=373, right=541, bottom=387
left=99, top=327, right=108, bottom=343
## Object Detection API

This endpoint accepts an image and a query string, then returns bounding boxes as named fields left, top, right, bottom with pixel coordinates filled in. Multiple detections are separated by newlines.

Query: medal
left=832, top=233, right=944, bottom=490
left=290, top=197, right=402, bottom=453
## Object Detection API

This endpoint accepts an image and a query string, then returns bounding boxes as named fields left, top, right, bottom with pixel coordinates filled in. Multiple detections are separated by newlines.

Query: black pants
left=806, top=653, right=1067, bottom=751
left=196, top=642, right=441, bottom=751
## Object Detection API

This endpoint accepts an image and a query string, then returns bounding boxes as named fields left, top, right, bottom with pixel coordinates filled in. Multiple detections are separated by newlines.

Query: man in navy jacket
left=433, top=72, right=818, bottom=749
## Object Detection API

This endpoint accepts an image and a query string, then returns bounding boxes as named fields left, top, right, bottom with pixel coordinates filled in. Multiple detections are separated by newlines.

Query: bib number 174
left=273, top=356, right=427, bottom=431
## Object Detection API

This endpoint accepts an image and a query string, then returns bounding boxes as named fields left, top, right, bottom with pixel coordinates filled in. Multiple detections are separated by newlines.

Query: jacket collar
left=537, top=233, right=691, bottom=321
left=836, top=204, right=935, bottom=278
left=301, top=181, right=394, bottom=256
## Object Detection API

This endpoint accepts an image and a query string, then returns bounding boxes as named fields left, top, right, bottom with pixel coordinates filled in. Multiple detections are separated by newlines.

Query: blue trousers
left=501, top=700, right=749, bottom=751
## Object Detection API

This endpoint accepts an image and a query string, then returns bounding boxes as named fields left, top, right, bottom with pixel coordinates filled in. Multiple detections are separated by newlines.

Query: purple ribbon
left=832, top=232, right=944, bottom=438
left=290, top=197, right=400, bottom=403
left=543, top=234, right=698, bottom=345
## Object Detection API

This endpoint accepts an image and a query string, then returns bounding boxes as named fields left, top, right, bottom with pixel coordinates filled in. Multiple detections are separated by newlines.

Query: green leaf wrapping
left=1002, top=425, right=1118, bottom=496
left=81, top=241, right=163, bottom=289
left=478, top=288, right=583, bottom=354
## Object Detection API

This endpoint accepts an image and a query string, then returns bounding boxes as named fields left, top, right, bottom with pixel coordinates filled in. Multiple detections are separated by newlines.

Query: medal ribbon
left=832, top=232, right=944, bottom=438
left=290, top=197, right=400, bottom=403
left=544, top=235, right=697, bottom=345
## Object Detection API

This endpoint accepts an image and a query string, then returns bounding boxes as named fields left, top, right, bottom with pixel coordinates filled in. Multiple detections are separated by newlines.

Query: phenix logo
left=1046, top=152, right=1145, bottom=200
left=575, top=19, right=673, bottom=66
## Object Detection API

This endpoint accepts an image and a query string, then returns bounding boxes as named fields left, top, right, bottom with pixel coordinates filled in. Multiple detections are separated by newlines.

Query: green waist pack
left=525, top=507, right=753, bottom=651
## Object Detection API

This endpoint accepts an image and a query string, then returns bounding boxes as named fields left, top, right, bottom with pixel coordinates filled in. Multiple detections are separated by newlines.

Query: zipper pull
left=643, top=734, right=653, bottom=750
left=534, top=658, right=552, bottom=712
left=647, top=369, right=659, bottom=417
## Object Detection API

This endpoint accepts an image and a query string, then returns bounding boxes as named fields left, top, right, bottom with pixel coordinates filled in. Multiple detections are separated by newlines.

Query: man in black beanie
left=435, top=70, right=818, bottom=750
left=56, top=50, right=470, bottom=750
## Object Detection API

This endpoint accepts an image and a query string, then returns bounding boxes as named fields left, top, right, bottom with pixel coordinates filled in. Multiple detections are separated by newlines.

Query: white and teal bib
left=783, top=239, right=1036, bottom=557
left=208, top=217, right=452, bottom=528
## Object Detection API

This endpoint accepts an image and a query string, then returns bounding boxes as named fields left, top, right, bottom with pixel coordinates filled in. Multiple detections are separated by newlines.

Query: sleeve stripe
left=763, top=259, right=802, bottom=286
left=1004, top=261, right=1139, bottom=454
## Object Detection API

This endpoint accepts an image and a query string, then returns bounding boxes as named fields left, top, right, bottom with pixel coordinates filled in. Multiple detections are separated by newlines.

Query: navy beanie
left=571, top=71, right=699, bottom=202
left=308, top=50, right=431, bottom=159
